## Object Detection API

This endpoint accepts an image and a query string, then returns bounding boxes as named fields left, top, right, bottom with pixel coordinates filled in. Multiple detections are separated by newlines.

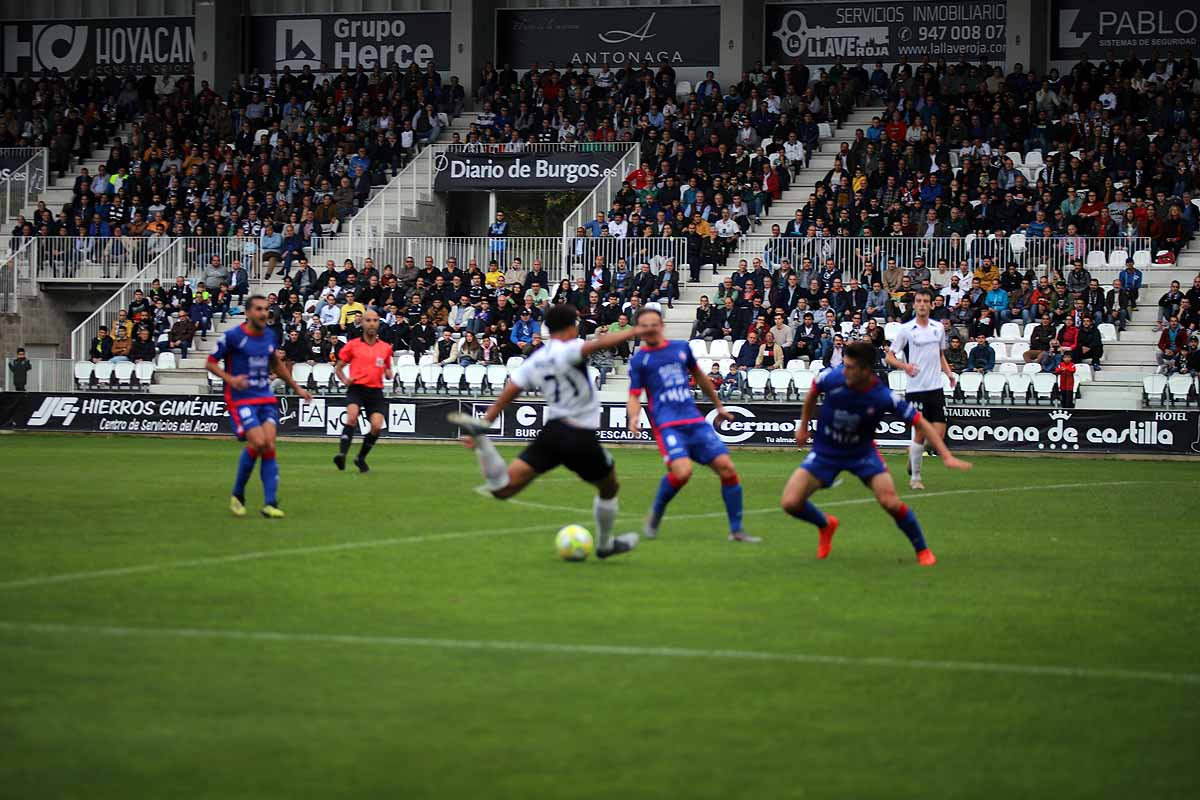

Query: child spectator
left=1055, top=351, right=1076, bottom=408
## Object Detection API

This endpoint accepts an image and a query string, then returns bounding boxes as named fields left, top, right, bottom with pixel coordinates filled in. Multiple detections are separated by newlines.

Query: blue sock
left=652, top=473, right=686, bottom=521
left=261, top=449, right=279, bottom=507
left=233, top=447, right=257, bottom=499
left=720, top=478, right=744, bottom=533
left=892, top=504, right=927, bottom=552
left=788, top=500, right=827, bottom=529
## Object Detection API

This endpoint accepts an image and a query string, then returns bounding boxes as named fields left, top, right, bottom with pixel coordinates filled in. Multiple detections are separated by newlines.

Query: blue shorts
left=229, top=402, right=279, bottom=440
left=801, top=447, right=888, bottom=487
left=655, top=421, right=728, bottom=465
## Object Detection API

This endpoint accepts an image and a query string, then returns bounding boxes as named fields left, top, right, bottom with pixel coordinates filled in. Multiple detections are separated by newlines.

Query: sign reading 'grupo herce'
left=432, top=149, right=626, bottom=191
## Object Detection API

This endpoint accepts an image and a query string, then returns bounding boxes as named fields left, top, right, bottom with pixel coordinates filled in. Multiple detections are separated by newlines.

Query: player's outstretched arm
left=691, top=365, right=732, bottom=422
left=795, top=382, right=820, bottom=448
left=480, top=380, right=523, bottom=424
left=914, top=414, right=971, bottom=470
left=271, top=351, right=313, bottom=402
left=626, top=391, right=642, bottom=433
left=205, top=356, right=247, bottom=391
left=580, top=325, right=638, bottom=358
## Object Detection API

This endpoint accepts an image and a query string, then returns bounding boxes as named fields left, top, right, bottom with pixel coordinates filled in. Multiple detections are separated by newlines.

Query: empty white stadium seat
left=1132, top=250, right=1152, bottom=267
left=394, top=364, right=420, bottom=393
left=1022, top=362, right=1042, bottom=375
left=689, top=339, right=708, bottom=358
left=1032, top=373, right=1057, bottom=404
left=768, top=369, right=793, bottom=398
left=1108, top=249, right=1128, bottom=267
left=730, top=339, right=746, bottom=358
left=133, top=362, right=155, bottom=391
left=311, top=363, right=335, bottom=391
left=463, top=364, right=487, bottom=394
left=998, top=322, right=1022, bottom=342
left=441, top=364, right=465, bottom=393
left=883, top=322, right=902, bottom=341
left=505, top=356, right=525, bottom=370
left=784, top=359, right=806, bottom=371
left=1167, top=374, right=1196, bottom=406
left=113, top=362, right=135, bottom=389
left=418, top=364, right=440, bottom=392
left=982, top=373, right=1007, bottom=402
left=745, top=368, right=769, bottom=398
left=941, top=372, right=955, bottom=399
left=1007, top=374, right=1033, bottom=402
left=708, top=340, right=732, bottom=359
left=792, top=370, right=815, bottom=394
left=485, top=365, right=509, bottom=393
left=74, top=361, right=93, bottom=389
left=998, top=362, right=1019, bottom=375
left=291, top=363, right=312, bottom=388
left=1023, top=151, right=1044, bottom=169
left=395, top=352, right=417, bottom=367
left=1143, top=374, right=1167, bottom=406
left=155, top=352, right=177, bottom=370
left=958, top=372, right=983, bottom=402
left=1097, top=323, right=1118, bottom=343
left=419, top=353, right=437, bottom=366
left=809, top=359, right=825, bottom=373
left=1074, top=364, right=1093, bottom=384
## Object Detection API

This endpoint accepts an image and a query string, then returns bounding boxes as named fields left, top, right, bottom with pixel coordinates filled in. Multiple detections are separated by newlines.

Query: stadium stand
left=7, top=54, right=1200, bottom=408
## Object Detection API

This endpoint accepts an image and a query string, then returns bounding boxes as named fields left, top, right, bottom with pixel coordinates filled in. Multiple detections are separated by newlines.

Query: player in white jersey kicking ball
left=885, top=288, right=958, bottom=490
left=449, top=304, right=641, bottom=559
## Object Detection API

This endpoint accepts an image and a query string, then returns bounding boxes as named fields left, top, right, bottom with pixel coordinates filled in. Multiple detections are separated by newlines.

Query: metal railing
left=561, top=145, right=641, bottom=239
left=1, top=237, right=38, bottom=312
left=2, top=357, right=75, bottom=392
left=724, top=235, right=1154, bottom=284
left=23, top=234, right=272, bottom=285
left=348, top=144, right=437, bottom=242
left=68, top=237, right=265, bottom=361
left=356, top=236, right=687, bottom=285
left=443, top=142, right=632, bottom=154
left=1, top=147, right=47, bottom=225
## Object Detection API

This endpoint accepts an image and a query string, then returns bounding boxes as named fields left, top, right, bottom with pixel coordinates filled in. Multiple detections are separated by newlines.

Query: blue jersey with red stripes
left=628, top=340, right=705, bottom=429
left=209, top=323, right=278, bottom=408
left=811, top=365, right=920, bottom=458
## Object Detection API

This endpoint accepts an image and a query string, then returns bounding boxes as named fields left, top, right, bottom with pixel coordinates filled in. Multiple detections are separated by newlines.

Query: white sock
left=908, top=441, right=923, bottom=480
left=474, top=435, right=510, bottom=490
left=593, top=496, right=618, bottom=550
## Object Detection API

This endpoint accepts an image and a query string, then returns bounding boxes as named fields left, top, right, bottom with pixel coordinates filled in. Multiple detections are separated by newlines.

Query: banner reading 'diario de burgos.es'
left=764, top=2, right=1006, bottom=65
left=249, top=13, right=451, bottom=73
left=495, top=7, right=720, bottom=68
left=1052, top=0, right=1199, bottom=61
left=3, top=393, right=1198, bottom=456
left=0, top=17, right=193, bottom=76
left=432, top=149, right=626, bottom=192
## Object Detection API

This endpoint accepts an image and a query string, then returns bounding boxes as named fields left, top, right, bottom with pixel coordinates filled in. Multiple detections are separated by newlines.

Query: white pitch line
left=507, top=480, right=1149, bottom=522
left=0, top=522, right=577, bottom=592
left=0, top=480, right=1161, bottom=591
left=0, top=620, right=1195, bottom=686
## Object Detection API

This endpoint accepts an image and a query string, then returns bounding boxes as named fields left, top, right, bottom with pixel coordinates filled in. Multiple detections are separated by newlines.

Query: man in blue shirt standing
left=782, top=340, right=972, bottom=565
left=627, top=306, right=757, bottom=542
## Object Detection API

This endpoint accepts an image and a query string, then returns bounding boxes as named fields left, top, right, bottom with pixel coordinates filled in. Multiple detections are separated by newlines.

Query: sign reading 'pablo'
left=432, top=149, right=626, bottom=191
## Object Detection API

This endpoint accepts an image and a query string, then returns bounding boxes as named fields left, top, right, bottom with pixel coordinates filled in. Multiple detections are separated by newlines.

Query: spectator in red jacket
left=1157, top=315, right=1189, bottom=371
left=1055, top=351, right=1076, bottom=408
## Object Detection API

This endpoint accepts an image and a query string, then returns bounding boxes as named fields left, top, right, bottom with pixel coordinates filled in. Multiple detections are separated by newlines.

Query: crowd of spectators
left=4, top=63, right=462, bottom=267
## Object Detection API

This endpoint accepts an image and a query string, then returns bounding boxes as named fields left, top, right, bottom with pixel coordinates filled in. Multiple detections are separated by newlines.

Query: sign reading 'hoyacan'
left=496, top=7, right=720, bottom=68
left=5, top=393, right=1196, bottom=456
left=432, top=150, right=626, bottom=191
left=764, top=2, right=1006, bottom=64
left=1, top=18, right=194, bottom=75
left=1052, top=0, right=1199, bottom=61
left=250, top=13, right=451, bottom=72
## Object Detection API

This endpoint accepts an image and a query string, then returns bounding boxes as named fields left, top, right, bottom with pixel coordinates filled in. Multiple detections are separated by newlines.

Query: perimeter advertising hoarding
left=3, top=393, right=1197, bottom=455
left=764, top=2, right=1007, bottom=64
left=1052, top=0, right=1199, bottom=62
left=249, top=13, right=451, bottom=72
left=1, top=18, right=194, bottom=75
left=496, top=7, right=721, bottom=68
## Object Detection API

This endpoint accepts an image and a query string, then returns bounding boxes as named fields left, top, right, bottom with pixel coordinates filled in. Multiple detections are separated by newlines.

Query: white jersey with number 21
left=511, top=338, right=599, bottom=429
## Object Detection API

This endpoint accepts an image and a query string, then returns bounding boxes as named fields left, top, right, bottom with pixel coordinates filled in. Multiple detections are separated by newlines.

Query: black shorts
left=346, top=385, right=388, bottom=418
left=518, top=419, right=614, bottom=483
left=905, top=389, right=946, bottom=424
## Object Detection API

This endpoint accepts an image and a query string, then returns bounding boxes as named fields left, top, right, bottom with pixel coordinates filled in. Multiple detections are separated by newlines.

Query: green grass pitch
left=1, top=435, right=1198, bottom=799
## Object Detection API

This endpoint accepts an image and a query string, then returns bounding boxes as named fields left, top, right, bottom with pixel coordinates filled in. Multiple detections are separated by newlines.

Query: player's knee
left=670, top=463, right=693, bottom=485
left=879, top=493, right=902, bottom=514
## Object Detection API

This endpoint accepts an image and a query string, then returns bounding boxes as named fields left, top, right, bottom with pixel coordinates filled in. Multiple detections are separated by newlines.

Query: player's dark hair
left=544, top=303, right=579, bottom=333
left=635, top=306, right=663, bottom=323
left=247, top=294, right=268, bottom=309
left=913, top=288, right=933, bottom=301
left=843, top=341, right=877, bottom=368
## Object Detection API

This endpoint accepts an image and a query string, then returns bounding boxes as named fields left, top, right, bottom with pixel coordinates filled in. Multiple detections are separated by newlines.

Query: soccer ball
left=555, top=525, right=594, bottom=561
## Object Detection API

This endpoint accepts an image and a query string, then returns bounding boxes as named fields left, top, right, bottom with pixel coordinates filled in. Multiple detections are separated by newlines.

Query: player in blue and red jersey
left=627, top=306, right=758, bottom=542
left=206, top=295, right=312, bottom=518
left=783, top=340, right=971, bottom=565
